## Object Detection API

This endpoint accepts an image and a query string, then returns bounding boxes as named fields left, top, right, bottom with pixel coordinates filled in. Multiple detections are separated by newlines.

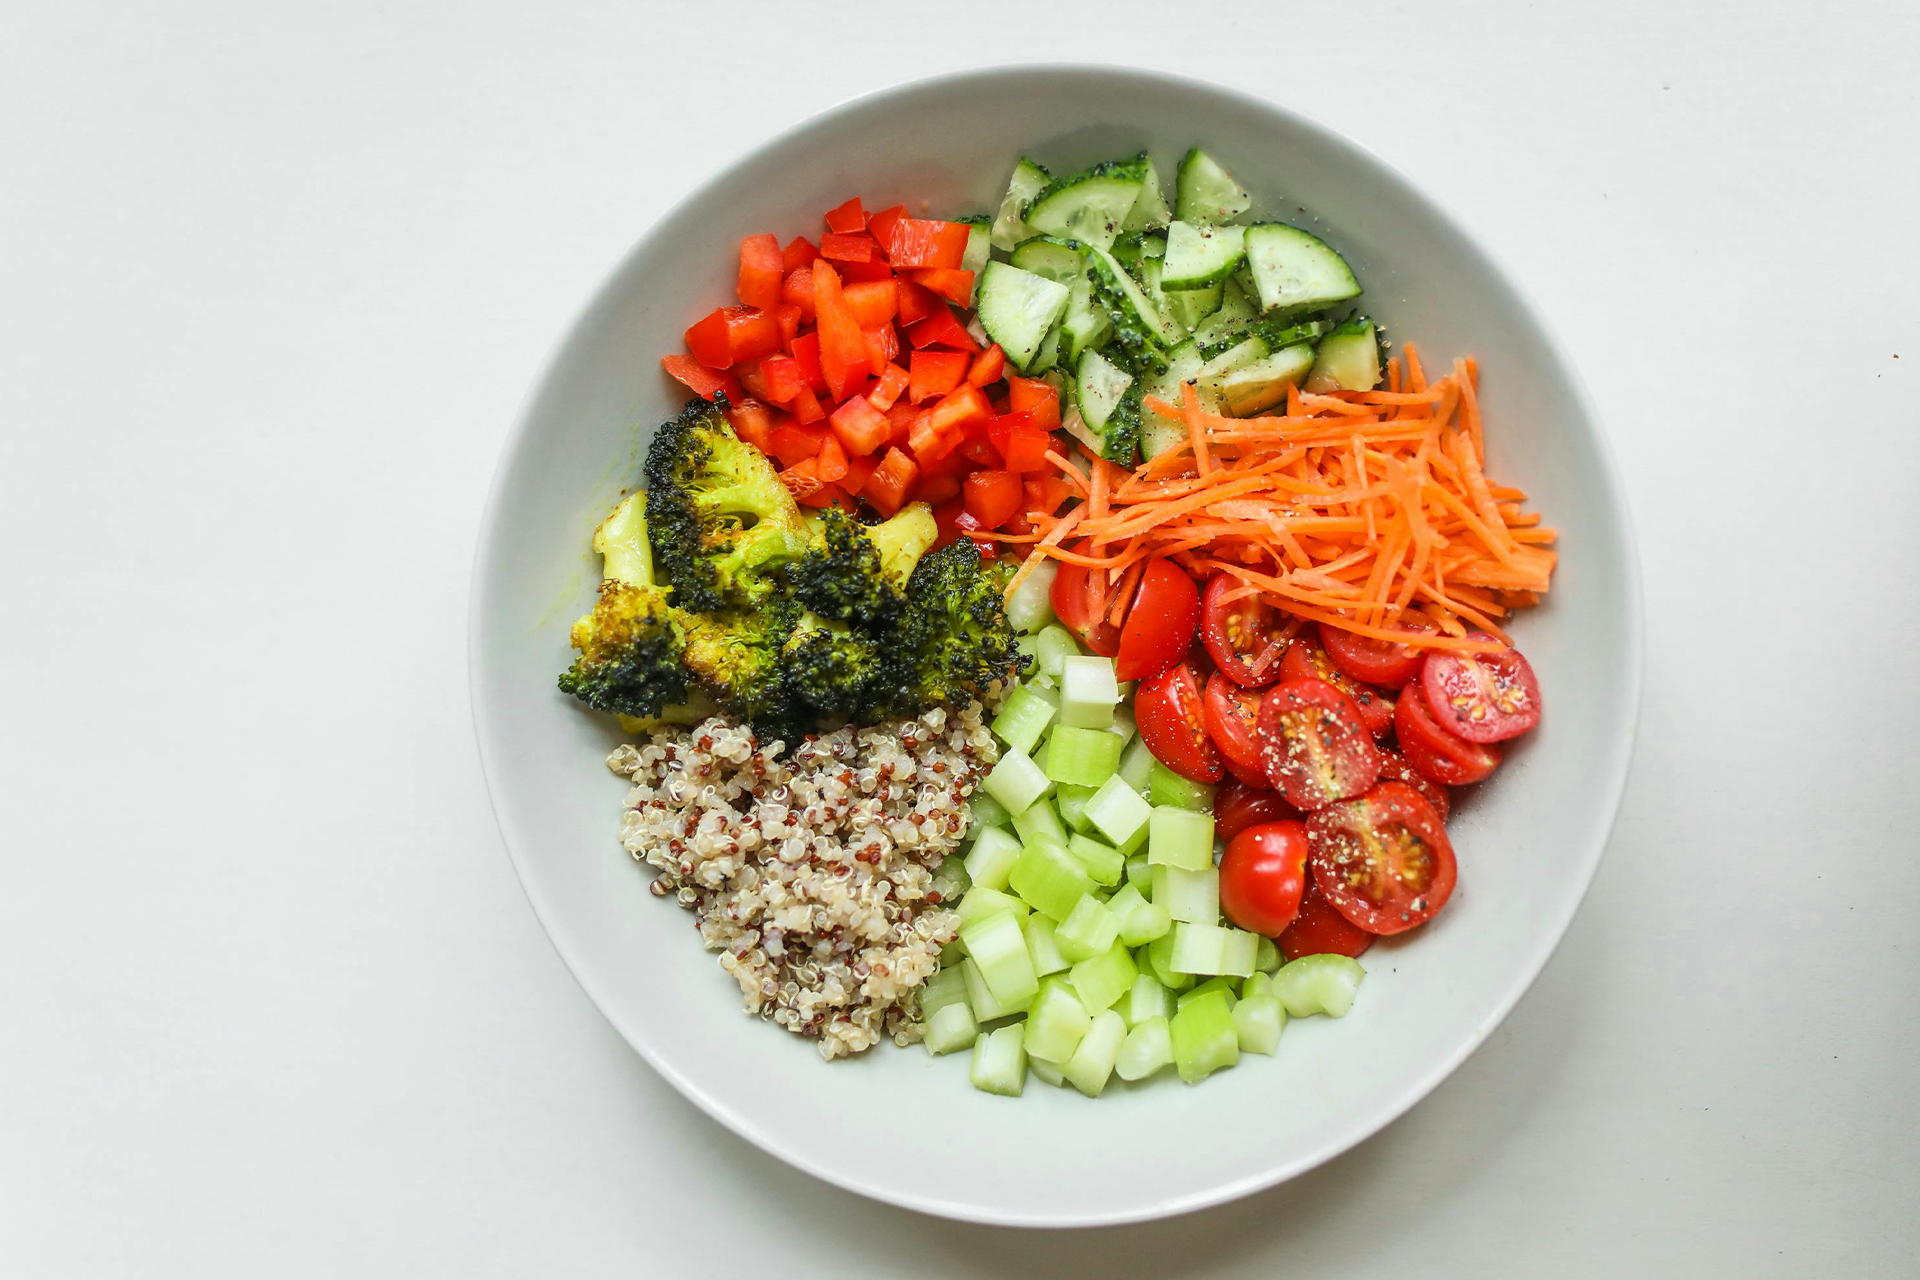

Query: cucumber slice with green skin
left=975, top=261, right=1071, bottom=373
left=1270, top=953, right=1367, bottom=1017
left=1161, top=221, right=1248, bottom=289
left=1110, top=230, right=1166, bottom=268
left=1008, top=235, right=1084, bottom=283
left=1013, top=238, right=1114, bottom=361
left=1085, top=247, right=1178, bottom=371
left=1138, top=257, right=1190, bottom=342
left=1121, top=155, right=1171, bottom=232
left=1196, top=336, right=1271, bottom=389
left=1074, top=348, right=1135, bottom=434
left=1243, top=223, right=1362, bottom=315
left=1305, top=316, right=1384, bottom=392
left=1197, top=315, right=1332, bottom=361
left=1027, top=324, right=1063, bottom=375
left=1216, top=344, right=1318, bottom=416
left=1175, top=148, right=1252, bottom=226
left=1166, top=281, right=1224, bottom=331
left=1023, top=153, right=1150, bottom=252
left=1189, top=276, right=1259, bottom=349
left=1139, top=339, right=1207, bottom=459
left=957, top=214, right=992, bottom=302
left=991, top=159, right=1051, bottom=251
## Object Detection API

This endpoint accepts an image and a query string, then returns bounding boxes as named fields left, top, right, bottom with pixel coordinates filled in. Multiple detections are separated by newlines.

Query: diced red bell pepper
left=957, top=433, right=1000, bottom=467
left=779, top=456, right=826, bottom=498
left=685, top=308, right=733, bottom=369
left=843, top=280, right=898, bottom=328
left=782, top=235, right=820, bottom=272
left=737, top=360, right=773, bottom=403
left=918, top=444, right=974, bottom=481
left=864, top=446, right=919, bottom=516
left=989, top=416, right=1053, bottom=472
left=789, top=386, right=826, bottom=424
left=863, top=324, right=899, bottom=373
left=869, top=363, right=909, bottom=412
left=886, top=399, right=920, bottom=446
left=726, top=398, right=783, bottom=452
left=916, top=474, right=964, bottom=506
left=1007, top=376, right=1061, bottom=431
left=1024, top=475, right=1074, bottom=518
left=913, top=267, right=974, bottom=307
left=895, top=279, right=943, bottom=327
left=908, top=349, right=970, bottom=404
left=905, top=305, right=980, bottom=353
left=773, top=302, right=803, bottom=347
left=827, top=394, right=891, bottom=456
left=841, top=453, right=879, bottom=496
left=968, top=344, right=1007, bottom=388
left=866, top=204, right=909, bottom=248
left=797, top=482, right=854, bottom=511
left=812, top=261, right=872, bottom=401
left=787, top=333, right=829, bottom=393
left=821, top=232, right=880, bottom=263
left=758, top=355, right=808, bottom=405
left=887, top=218, right=971, bottom=270
left=723, top=306, right=783, bottom=364
left=907, top=411, right=951, bottom=462
left=834, top=258, right=894, bottom=283
left=814, top=433, right=850, bottom=483
left=927, top=384, right=992, bottom=437
left=963, top=469, right=1024, bottom=529
left=767, top=421, right=829, bottom=467
left=738, top=233, right=783, bottom=310
left=660, top=354, right=740, bottom=401
left=781, top=267, right=817, bottom=321
left=824, top=196, right=866, bottom=234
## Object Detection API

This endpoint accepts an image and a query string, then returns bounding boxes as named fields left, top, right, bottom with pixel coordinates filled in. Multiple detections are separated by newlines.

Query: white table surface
left=4, top=2, right=1916, bottom=1274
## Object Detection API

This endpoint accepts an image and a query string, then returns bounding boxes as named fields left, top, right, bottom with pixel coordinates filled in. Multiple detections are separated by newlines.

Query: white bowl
left=469, top=66, right=1642, bottom=1227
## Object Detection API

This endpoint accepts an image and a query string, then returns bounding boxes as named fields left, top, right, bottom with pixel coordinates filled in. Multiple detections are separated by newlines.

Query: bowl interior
left=470, top=66, right=1639, bottom=1226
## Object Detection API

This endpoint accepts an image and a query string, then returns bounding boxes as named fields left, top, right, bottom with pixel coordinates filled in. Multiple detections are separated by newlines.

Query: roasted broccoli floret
left=891, top=539, right=1028, bottom=710
left=782, top=613, right=902, bottom=723
left=643, top=396, right=811, bottom=614
left=679, top=601, right=801, bottom=738
left=788, top=502, right=939, bottom=629
left=557, top=493, right=691, bottom=720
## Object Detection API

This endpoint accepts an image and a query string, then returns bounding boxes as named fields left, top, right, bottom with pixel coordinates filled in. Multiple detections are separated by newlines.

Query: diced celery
left=930, top=857, right=971, bottom=905
left=963, top=826, right=1023, bottom=892
left=1120, top=972, right=1174, bottom=1027
left=1170, top=922, right=1237, bottom=975
left=1059, top=655, right=1120, bottom=729
left=966, top=789, right=1011, bottom=835
left=1055, top=895, right=1122, bottom=962
left=1084, top=774, right=1152, bottom=848
left=1116, top=1015, right=1174, bottom=1081
left=1148, top=805, right=1215, bottom=871
left=1120, top=899, right=1172, bottom=946
left=1029, top=1055, right=1067, bottom=1087
left=962, top=910, right=1040, bottom=1008
left=955, top=884, right=1029, bottom=932
left=969, top=1023, right=1028, bottom=1095
left=1023, top=976, right=1093, bottom=1063
left=1054, top=784, right=1099, bottom=834
left=1069, top=940, right=1139, bottom=1012
left=1013, top=798, right=1069, bottom=850
left=1015, top=630, right=1041, bottom=673
left=1169, top=988, right=1240, bottom=1084
left=1030, top=669, right=1056, bottom=691
left=1149, top=760, right=1216, bottom=811
left=1035, top=624, right=1080, bottom=680
left=1067, top=833, right=1125, bottom=886
left=1220, top=927, right=1259, bottom=979
left=1145, top=933, right=1195, bottom=991
left=1151, top=865, right=1221, bottom=925
left=1271, top=953, right=1367, bottom=1018
left=1118, top=737, right=1156, bottom=794
left=1107, top=702, right=1138, bottom=744
left=1233, top=994, right=1286, bottom=1054
left=1105, top=883, right=1147, bottom=919
left=1177, top=975, right=1239, bottom=1009
left=1063, top=1009, right=1128, bottom=1097
left=1023, top=913, right=1070, bottom=977
left=1005, top=557, right=1059, bottom=633
left=1125, top=853, right=1152, bottom=894
left=962, top=956, right=1031, bottom=1020
left=1044, top=725, right=1125, bottom=787
left=926, top=1001, right=980, bottom=1055
left=1113, top=820, right=1149, bottom=858
left=917, top=965, right=970, bottom=1018
left=992, top=683, right=1058, bottom=754
left=1241, top=971, right=1275, bottom=1001
left=982, top=746, right=1051, bottom=816
left=1255, top=935, right=1282, bottom=974
left=1009, top=838, right=1098, bottom=921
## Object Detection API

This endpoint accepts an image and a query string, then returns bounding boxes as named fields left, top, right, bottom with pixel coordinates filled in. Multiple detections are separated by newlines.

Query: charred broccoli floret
left=891, top=539, right=1028, bottom=710
left=781, top=613, right=901, bottom=723
left=557, top=493, right=691, bottom=720
left=679, top=600, right=802, bottom=739
left=787, top=503, right=939, bottom=629
left=643, top=397, right=811, bottom=614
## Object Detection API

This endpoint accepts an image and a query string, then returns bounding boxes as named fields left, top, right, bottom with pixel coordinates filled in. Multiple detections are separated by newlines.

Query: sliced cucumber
left=1215, top=344, right=1318, bottom=416
left=1074, top=347, right=1135, bottom=433
left=1121, top=154, right=1171, bottom=232
left=1174, top=147, right=1252, bottom=226
left=1197, top=315, right=1332, bottom=361
left=1008, top=235, right=1083, bottom=283
left=1027, top=324, right=1063, bottom=374
left=1137, top=257, right=1190, bottom=342
left=1011, top=235, right=1110, bottom=362
left=991, top=159, right=1051, bottom=252
left=1084, top=246, right=1178, bottom=371
left=1188, top=275, right=1259, bottom=349
left=957, top=214, right=992, bottom=303
left=1161, top=221, right=1247, bottom=290
left=1195, top=336, right=1271, bottom=389
left=1243, top=223, right=1362, bottom=315
left=1110, top=230, right=1165, bottom=268
left=975, top=260, right=1071, bottom=373
left=1166, top=281, right=1224, bottom=331
left=1139, top=339, right=1206, bottom=459
left=1305, top=316, right=1383, bottom=392
left=1023, top=153, right=1150, bottom=252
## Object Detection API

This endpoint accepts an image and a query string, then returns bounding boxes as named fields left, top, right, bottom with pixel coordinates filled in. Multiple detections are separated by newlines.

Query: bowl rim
left=467, top=61, right=1645, bottom=1228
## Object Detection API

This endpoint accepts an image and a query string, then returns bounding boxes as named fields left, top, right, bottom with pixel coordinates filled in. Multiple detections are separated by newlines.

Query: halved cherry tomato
left=1256, top=678, right=1382, bottom=810
left=1421, top=633, right=1542, bottom=743
left=1115, top=559, right=1200, bottom=682
left=1136, top=660, right=1223, bottom=783
left=1219, top=820, right=1312, bottom=937
left=1050, top=543, right=1124, bottom=657
left=1277, top=882, right=1376, bottom=961
left=1203, top=672, right=1267, bottom=782
left=1201, top=573, right=1292, bottom=687
left=1376, top=747, right=1451, bottom=821
left=1394, top=679, right=1501, bottom=786
left=1214, top=780, right=1297, bottom=842
left=1321, top=615, right=1436, bottom=689
left=1307, top=781, right=1456, bottom=934
left=1279, top=628, right=1396, bottom=737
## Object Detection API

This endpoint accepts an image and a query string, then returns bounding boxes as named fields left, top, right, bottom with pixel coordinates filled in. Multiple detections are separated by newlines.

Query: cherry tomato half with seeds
left=1135, top=660, right=1223, bottom=783
left=1202, top=671, right=1267, bottom=781
left=1279, top=627, right=1396, bottom=737
left=1320, top=614, right=1437, bottom=689
left=1306, top=781, right=1457, bottom=935
left=1200, top=573, right=1293, bottom=687
left=1115, top=559, right=1200, bottom=682
left=1214, top=780, right=1299, bottom=843
left=1256, top=678, right=1382, bottom=811
left=1394, top=679, right=1501, bottom=786
left=1420, top=632, right=1542, bottom=743
left=1376, top=747, right=1451, bottom=822
left=1277, top=880, right=1375, bottom=961
left=1219, top=820, right=1312, bottom=937
left=1049, top=542, right=1123, bottom=657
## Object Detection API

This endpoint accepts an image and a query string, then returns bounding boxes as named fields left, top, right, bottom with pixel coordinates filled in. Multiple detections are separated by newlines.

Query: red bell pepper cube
left=685, top=308, right=733, bottom=369
left=1007, top=376, right=1061, bottom=431
left=908, top=411, right=958, bottom=464
left=916, top=474, right=965, bottom=507
left=886, top=218, right=971, bottom=270
left=913, top=267, right=974, bottom=307
left=963, top=469, right=1024, bottom=529
left=758, top=355, right=808, bottom=405
left=927, top=384, right=992, bottom=437
left=841, top=453, right=879, bottom=496
left=967, top=344, right=1007, bottom=388
left=886, top=399, right=920, bottom=446
left=814, top=433, right=850, bottom=483
left=842, top=280, right=899, bottom=328
left=908, top=349, right=969, bottom=404
left=778, top=457, right=823, bottom=497
left=767, top=421, right=829, bottom=467
left=797, top=481, right=853, bottom=511
left=989, top=416, right=1053, bottom=472
left=737, top=233, right=783, bottom=310
left=862, top=324, right=899, bottom=373
left=827, top=394, right=891, bottom=456
left=868, top=363, right=909, bottom=412
left=720, top=306, right=783, bottom=364
left=782, top=235, right=820, bottom=272
left=905, top=305, right=980, bottom=353
left=1024, top=475, right=1074, bottom=518
left=833, top=258, right=894, bottom=283
left=863, top=447, right=919, bottom=516
left=726, top=398, right=783, bottom=452
left=787, top=332, right=829, bottom=393
left=866, top=204, right=909, bottom=249
left=774, top=303, right=804, bottom=347
left=788, top=385, right=826, bottom=424
left=812, top=261, right=872, bottom=401
left=736, top=360, right=772, bottom=403
left=821, top=232, right=880, bottom=263
left=823, top=196, right=866, bottom=234
left=781, top=266, right=817, bottom=320
left=895, top=279, right=943, bottom=327
left=660, top=354, right=739, bottom=401
left=957, top=427, right=1001, bottom=467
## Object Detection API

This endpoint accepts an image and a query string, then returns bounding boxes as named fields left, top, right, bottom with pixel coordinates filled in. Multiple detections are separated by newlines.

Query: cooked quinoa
left=606, top=704, right=996, bottom=1060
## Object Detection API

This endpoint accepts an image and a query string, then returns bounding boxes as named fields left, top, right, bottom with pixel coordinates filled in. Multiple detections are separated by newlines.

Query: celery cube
left=1084, top=774, right=1152, bottom=848
left=1120, top=900, right=1171, bottom=946
left=1151, top=865, right=1220, bottom=924
left=1241, top=971, right=1276, bottom=1001
left=925, top=1002, right=979, bottom=1055
left=1013, top=798, right=1069, bottom=850
left=1069, top=940, right=1139, bottom=1012
left=1054, top=784, right=1098, bottom=834
left=961, top=910, right=1039, bottom=1008
left=961, top=956, right=1030, bottom=1021
left=1023, top=977, right=1093, bottom=1063
left=966, top=789, right=1011, bottom=834
left=1233, top=994, right=1287, bottom=1055
left=1105, top=883, right=1147, bottom=920
left=982, top=746, right=1051, bottom=816
left=1108, top=702, right=1138, bottom=744
left=992, top=683, right=1059, bottom=754
left=1149, top=760, right=1216, bottom=811
left=1255, top=935, right=1282, bottom=974
left=1170, top=988, right=1239, bottom=1084
left=1148, top=805, right=1216, bottom=871
left=917, top=965, right=969, bottom=1019
left=1023, top=913, right=1069, bottom=977
left=1125, top=853, right=1152, bottom=894
left=1145, top=933, right=1195, bottom=991
left=1169, top=922, right=1233, bottom=975
left=1034, top=625, right=1080, bottom=679
left=1009, top=838, right=1098, bottom=922
left=1067, top=833, right=1124, bottom=886
left=1055, top=895, right=1121, bottom=963
left=1063, top=1009, right=1128, bottom=1097
left=1029, top=1055, right=1067, bottom=1088
left=1220, top=927, right=1259, bottom=979
left=955, top=884, right=1029, bottom=932
left=1044, top=725, right=1125, bottom=787
left=969, top=1023, right=1028, bottom=1095
left=963, top=826, right=1023, bottom=891
left=1118, top=737, right=1156, bottom=794
left=1116, top=1015, right=1174, bottom=1081
left=1120, top=973, right=1174, bottom=1027
left=1059, top=655, right=1120, bottom=728
left=1271, top=954, right=1367, bottom=1018
left=1177, top=975, right=1239, bottom=1009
